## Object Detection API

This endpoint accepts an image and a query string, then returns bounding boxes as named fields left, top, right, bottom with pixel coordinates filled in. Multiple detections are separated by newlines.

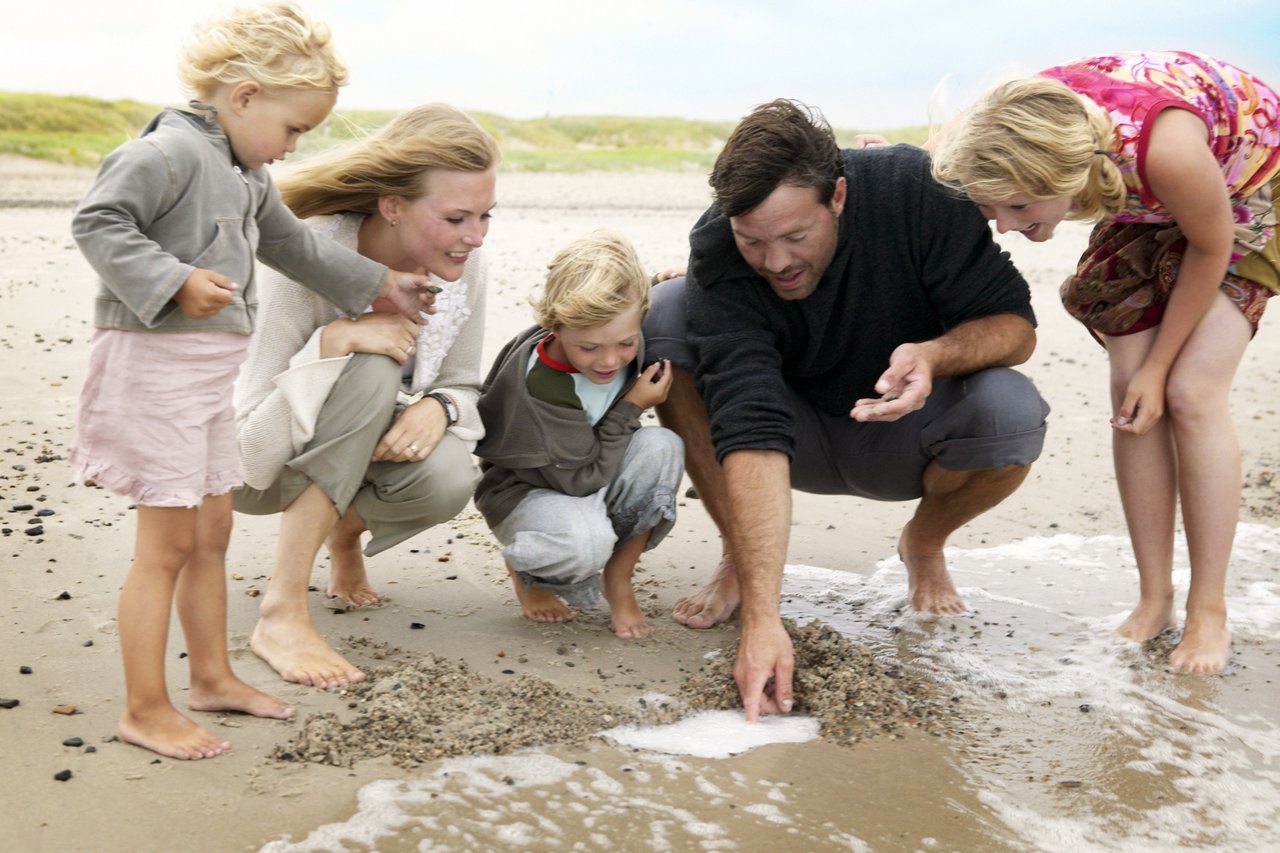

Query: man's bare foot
left=1169, top=611, right=1231, bottom=674
left=118, top=704, right=231, bottom=760
left=672, top=556, right=739, bottom=629
left=602, top=569, right=653, bottom=639
left=250, top=612, right=366, bottom=688
left=899, top=526, right=965, bottom=615
left=1116, top=597, right=1177, bottom=643
left=326, top=529, right=385, bottom=607
left=508, top=567, right=576, bottom=622
left=188, top=675, right=295, bottom=720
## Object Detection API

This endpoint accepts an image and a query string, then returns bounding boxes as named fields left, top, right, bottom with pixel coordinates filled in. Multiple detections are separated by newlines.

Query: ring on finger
left=409, top=443, right=419, bottom=454
left=404, top=343, right=414, bottom=353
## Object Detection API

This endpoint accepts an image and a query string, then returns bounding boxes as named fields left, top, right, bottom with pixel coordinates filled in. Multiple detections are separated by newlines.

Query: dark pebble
left=1058, top=780, right=1084, bottom=788
left=26, top=485, right=39, bottom=492
left=0, top=698, right=18, bottom=709
left=85, top=746, right=96, bottom=754
left=446, top=575, right=458, bottom=580
left=62, top=737, right=84, bottom=747
left=20, top=665, right=32, bottom=674
left=56, top=591, right=71, bottom=600
left=410, top=622, right=426, bottom=630
left=54, top=769, right=72, bottom=782
left=501, top=669, right=515, bottom=675
left=12, top=503, right=34, bottom=511
left=12, top=464, right=26, bottom=472
left=1078, top=704, right=1092, bottom=713
left=36, top=509, right=54, bottom=517
left=25, top=525, right=44, bottom=536
left=82, top=640, right=93, bottom=648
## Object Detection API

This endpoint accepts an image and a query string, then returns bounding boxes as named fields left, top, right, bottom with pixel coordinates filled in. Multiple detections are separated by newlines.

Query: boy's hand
left=623, top=358, right=673, bottom=409
left=174, top=268, right=236, bottom=319
left=378, top=271, right=442, bottom=324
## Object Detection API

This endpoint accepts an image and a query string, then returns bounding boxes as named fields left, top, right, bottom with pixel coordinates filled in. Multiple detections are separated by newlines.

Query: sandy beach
left=2, top=154, right=1278, bottom=852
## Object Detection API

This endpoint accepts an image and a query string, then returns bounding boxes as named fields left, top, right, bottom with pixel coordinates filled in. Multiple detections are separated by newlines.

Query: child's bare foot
left=672, top=557, right=739, bottom=628
left=118, top=704, right=231, bottom=760
left=602, top=568, right=653, bottom=639
left=899, top=525, right=965, bottom=615
left=188, top=675, right=295, bottom=720
left=508, top=567, right=576, bottom=622
left=1169, top=611, right=1231, bottom=674
left=1116, top=598, right=1177, bottom=642
left=250, top=611, right=366, bottom=688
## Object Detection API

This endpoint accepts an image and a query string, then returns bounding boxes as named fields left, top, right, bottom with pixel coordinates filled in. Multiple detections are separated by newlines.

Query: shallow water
left=261, top=524, right=1280, bottom=852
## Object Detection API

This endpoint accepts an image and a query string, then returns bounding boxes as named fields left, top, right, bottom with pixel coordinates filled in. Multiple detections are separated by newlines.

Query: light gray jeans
left=492, top=426, right=684, bottom=608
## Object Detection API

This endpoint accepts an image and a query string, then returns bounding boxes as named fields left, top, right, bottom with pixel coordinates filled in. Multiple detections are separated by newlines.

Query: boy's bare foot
left=1116, top=598, right=1177, bottom=642
left=672, top=557, right=740, bottom=628
left=898, top=526, right=965, bottom=615
left=508, top=567, right=576, bottom=622
left=118, top=704, right=231, bottom=760
left=1169, top=612, right=1231, bottom=674
left=188, top=675, right=295, bottom=720
left=250, top=612, right=366, bottom=688
left=602, top=569, right=654, bottom=639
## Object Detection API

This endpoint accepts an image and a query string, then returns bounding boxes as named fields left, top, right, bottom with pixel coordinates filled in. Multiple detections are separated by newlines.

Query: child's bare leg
left=117, top=506, right=230, bottom=760
left=325, top=505, right=384, bottom=606
left=251, top=484, right=366, bottom=687
left=602, top=531, right=654, bottom=639
left=1105, top=330, right=1178, bottom=641
left=177, top=494, right=293, bottom=719
left=1163, top=296, right=1247, bottom=673
left=507, top=564, right=577, bottom=622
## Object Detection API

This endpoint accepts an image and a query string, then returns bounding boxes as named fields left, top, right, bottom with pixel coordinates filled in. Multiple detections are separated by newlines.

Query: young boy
left=474, top=229, right=683, bottom=638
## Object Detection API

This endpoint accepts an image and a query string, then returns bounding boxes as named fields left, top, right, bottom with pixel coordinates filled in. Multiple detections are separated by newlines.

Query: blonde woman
left=234, top=103, right=499, bottom=688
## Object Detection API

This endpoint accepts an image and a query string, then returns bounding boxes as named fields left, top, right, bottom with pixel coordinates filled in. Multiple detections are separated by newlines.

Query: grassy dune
left=0, top=91, right=928, bottom=171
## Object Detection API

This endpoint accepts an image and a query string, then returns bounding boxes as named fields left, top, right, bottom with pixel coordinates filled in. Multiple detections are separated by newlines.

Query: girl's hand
left=372, top=397, right=448, bottom=462
left=175, top=268, right=237, bottom=319
left=321, top=312, right=418, bottom=363
left=1111, top=362, right=1168, bottom=435
left=379, top=270, right=441, bottom=324
left=623, top=359, right=673, bottom=410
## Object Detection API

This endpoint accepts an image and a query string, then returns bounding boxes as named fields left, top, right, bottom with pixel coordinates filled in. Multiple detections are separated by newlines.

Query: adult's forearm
left=722, top=449, right=792, bottom=624
left=918, top=314, right=1036, bottom=376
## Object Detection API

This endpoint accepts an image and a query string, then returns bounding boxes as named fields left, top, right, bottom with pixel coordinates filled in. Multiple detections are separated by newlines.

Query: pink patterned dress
left=1046, top=51, right=1280, bottom=335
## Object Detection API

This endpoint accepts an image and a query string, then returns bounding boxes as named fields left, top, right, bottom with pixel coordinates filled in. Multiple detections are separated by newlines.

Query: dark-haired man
left=644, top=99, right=1049, bottom=721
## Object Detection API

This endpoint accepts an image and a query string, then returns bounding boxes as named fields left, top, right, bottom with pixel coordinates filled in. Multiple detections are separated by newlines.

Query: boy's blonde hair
left=533, top=229, right=650, bottom=330
left=179, top=1, right=348, bottom=98
left=930, top=76, right=1126, bottom=221
left=279, top=103, right=501, bottom=218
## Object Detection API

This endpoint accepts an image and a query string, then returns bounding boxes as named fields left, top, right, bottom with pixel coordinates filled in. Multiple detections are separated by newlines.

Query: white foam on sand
left=600, top=709, right=820, bottom=758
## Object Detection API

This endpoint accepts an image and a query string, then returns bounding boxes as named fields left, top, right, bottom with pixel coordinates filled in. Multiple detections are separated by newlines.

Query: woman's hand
left=372, top=397, right=448, bottom=462
left=320, top=312, right=419, bottom=363
left=623, top=359, right=673, bottom=410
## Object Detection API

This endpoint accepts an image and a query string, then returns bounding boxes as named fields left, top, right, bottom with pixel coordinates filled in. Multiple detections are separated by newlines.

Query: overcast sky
left=4, top=0, right=1278, bottom=129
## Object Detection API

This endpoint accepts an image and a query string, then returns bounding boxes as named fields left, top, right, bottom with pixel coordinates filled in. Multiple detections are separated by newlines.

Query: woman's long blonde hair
left=930, top=76, right=1125, bottom=220
left=279, top=103, right=501, bottom=218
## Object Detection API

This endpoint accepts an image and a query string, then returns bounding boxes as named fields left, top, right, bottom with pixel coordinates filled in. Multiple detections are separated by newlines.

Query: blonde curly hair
left=533, top=229, right=650, bottom=330
left=178, top=1, right=348, bottom=98
left=930, top=76, right=1126, bottom=221
left=278, top=103, right=501, bottom=218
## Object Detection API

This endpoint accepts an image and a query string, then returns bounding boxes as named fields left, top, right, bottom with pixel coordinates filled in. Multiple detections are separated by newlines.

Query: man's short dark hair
left=710, top=99, right=844, bottom=218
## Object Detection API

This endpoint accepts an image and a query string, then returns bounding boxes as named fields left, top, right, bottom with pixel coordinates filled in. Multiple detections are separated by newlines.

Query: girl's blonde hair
left=930, top=76, right=1126, bottom=220
left=533, top=229, right=650, bottom=330
left=278, top=103, right=501, bottom=218
left=179, top=1, right=348, bottom=98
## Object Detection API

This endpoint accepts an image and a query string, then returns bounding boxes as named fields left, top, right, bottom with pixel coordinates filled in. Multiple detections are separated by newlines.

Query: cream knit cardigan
left=234, top=213, right=486, bottom=491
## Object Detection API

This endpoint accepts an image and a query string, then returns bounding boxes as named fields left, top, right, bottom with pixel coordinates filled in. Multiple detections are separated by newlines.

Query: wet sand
left=1, top=155, right=1277, bottom=851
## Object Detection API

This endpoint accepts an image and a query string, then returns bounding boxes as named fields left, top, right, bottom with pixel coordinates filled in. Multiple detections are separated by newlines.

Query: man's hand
left=850, top=342, right=934, bottom=422
left=377, top=271, right=441, bottom=323
left=174, top=268, right=236, bottom=319
left=734, top=616, right=795, bottom=723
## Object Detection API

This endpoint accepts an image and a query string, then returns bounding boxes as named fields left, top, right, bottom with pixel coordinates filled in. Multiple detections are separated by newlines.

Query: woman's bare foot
left=1116, top=597, right=1177, bottom=643
left=326, top=524, right=385, bottom=607
left=602, top=566, right=653, bottom=639
left=899, top=525, right=965, bottom=615
left=1169, top=609, right=1231, bottom=674
left=118, top=703, right=231, bottom=760
left=508, top=567, right=576, bottom=622
left=672, top=557, right=740, bottom=628
left=250, top=610, right=366, bottom=688
left=188, top=674, right=295, bottom=720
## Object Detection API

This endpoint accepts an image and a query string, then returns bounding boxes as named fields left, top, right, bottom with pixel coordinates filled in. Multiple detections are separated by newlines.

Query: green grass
left=0, top=90, right=928, bottom=171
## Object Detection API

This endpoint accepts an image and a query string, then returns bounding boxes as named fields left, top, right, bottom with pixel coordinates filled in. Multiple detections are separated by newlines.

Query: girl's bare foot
left=508, top=567, right=576, bottom=622
left=672, top=557, right=740, bottom=628
left=1116, top=597, right=1177, bottom=642
left=1169, top=610, right=1231, bottom=674
left=250, top=612, right=366, bottom=688
left=188, top=675, right=295, bottom=720
left=118, top=704, right=231, bottom=760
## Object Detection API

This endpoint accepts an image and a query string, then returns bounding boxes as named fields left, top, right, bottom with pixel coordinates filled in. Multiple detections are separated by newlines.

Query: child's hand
left=175, top=268, right=236, bottom=319
left=623, top=359, right=673, bottom=410
left=1111, top=363, right=1167, bottom=435
left=378, top=270, right=442, bottom=324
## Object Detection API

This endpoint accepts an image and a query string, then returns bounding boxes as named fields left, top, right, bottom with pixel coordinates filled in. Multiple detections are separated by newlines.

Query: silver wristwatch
left=428, top=391, right=459, bottom=426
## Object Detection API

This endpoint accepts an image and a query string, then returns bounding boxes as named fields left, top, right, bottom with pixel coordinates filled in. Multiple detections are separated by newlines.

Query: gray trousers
left=642, top=277, right=1049, bottom=501
left=234, top=353, right=478, bottom=556
left=492, top=427, right=684, bottom=608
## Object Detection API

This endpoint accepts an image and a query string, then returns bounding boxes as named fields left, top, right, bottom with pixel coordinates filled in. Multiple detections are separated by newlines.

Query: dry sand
left=1, top=154, right=1277, bottom=852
